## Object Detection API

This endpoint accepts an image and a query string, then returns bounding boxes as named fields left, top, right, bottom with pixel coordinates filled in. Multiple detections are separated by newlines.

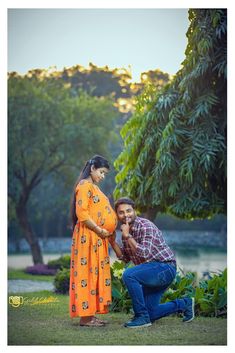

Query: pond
left=8, top=247, right=226, bottom=279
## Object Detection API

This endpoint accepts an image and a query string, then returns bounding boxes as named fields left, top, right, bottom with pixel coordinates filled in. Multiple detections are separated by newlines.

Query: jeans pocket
left=157, top=266, right=175, bottom=287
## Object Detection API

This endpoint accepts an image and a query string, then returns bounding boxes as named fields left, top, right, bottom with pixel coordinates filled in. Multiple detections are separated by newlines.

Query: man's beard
left=123, top=216, right=135, bottom=224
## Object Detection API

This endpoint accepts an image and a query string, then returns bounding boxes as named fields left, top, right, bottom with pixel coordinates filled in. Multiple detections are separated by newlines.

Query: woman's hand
left=101, top=228, right=110, bottom=237
left=95, top=226, right=110, bottom=239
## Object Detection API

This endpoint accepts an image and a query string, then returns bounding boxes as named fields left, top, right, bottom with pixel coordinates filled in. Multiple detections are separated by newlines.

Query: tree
left=61, top=63, right=132, bottom=99
left=114, top=9, right=227, bottom=220
left=8, top=72, right=118, bottom=263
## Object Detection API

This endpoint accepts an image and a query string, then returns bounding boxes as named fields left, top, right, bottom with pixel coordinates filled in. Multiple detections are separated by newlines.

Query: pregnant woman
left=69, top=155, right=117, bottom=327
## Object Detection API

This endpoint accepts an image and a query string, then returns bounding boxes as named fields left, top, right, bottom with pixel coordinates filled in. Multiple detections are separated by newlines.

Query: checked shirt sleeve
left=135, top=223, right=157, bottom=260
left=119, top=243, right=131, bottom=263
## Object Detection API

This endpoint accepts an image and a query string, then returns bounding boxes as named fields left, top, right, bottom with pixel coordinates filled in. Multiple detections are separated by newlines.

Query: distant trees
left=114, top=9, right=227, bottom=220
left=61, top=63, right=132, bottom=99
left=8, top=72, right=118, bottom=263
left=8, top=53, right=189, bottom=262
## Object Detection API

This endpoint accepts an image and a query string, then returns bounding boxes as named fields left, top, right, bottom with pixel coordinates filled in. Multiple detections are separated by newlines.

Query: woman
left=69, top=155, right=117, bottom=327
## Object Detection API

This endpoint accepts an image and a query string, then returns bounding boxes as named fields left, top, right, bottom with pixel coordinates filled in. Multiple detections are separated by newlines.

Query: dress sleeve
left=75, top=181, right=93, bottom=222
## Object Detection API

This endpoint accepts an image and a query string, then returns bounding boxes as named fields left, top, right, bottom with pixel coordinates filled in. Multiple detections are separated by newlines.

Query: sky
left=8, top=8, right=189, bottom=82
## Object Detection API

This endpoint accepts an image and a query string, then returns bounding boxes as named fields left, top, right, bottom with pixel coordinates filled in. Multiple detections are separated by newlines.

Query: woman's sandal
left=79, top=317, right=105, bottom=327
left=94, top=316, right=108, bottom=324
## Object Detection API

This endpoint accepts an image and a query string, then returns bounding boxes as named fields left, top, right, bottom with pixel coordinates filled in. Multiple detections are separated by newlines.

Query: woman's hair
left=70, top=155, right=110, bottom=230
left=114, top=197, right=135, bottom=212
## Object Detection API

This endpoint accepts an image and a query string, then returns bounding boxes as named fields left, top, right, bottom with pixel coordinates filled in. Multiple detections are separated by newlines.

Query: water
left=8, top=247, right=226, bottom=278
left=172, top=248, right=227, bottom=276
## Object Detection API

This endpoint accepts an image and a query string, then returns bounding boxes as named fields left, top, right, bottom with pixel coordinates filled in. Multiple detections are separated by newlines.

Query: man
left=109, top=197, right=194, bottom=328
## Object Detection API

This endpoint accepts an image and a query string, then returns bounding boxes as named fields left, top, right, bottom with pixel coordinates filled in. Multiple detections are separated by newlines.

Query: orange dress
left=69, top=179, right=117, bottom=317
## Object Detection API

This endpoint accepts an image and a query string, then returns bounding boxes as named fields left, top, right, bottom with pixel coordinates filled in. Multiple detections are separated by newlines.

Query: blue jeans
left=122, top=262, right=187, bottom=321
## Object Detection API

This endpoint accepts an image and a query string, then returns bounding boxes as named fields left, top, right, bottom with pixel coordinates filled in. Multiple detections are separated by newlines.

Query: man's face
left=116, top=203, right=136, bottom=224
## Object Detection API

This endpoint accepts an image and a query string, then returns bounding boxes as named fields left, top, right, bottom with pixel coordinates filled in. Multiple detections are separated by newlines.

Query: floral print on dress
left=81, top=257, right=87, bottom=265
left=105, top=279, right=111, bottom=286
left=92, top=195, right=100, bottom=203
left=81, top=279, right=87, bottom=287
left=82, top=301, right=89, bottom=310
left=81, top=235, right=86, bottom=244
left=100, top=218, right=105, bottom=226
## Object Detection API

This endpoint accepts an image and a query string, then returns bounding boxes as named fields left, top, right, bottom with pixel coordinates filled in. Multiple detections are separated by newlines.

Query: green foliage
left=8, top=71, right=119, bottom=259
left=52, top=258, right=226, bottom=317
left=61, top=63, right=132, bottom=99
left=114, top=9, right=227, bottom=219
left=110, top=261, right=133, bottom=313
left=110, top=262, right=227, bottom=317
left=47, top=255, right=71, bottom=270
left=162, top=268, right=227, bottom=317
left=54, top=268, right=70, bottom=294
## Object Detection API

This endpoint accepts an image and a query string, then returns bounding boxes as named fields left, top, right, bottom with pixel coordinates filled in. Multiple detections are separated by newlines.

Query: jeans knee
left=122, top=268, right=132, bottom=283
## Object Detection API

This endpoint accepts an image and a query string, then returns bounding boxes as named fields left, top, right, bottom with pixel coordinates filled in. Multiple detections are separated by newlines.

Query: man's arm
left=121, top=221, right=155, bottom=260
left=109, top=232, right=130, bottom=262
left=120, top=222, right=138, bottom=253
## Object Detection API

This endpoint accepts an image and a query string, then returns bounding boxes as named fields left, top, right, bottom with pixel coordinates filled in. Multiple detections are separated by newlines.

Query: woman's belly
left=95, top=206, right=117, bottom=234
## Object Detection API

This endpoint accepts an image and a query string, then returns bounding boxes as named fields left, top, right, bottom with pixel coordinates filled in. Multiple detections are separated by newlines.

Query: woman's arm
left=75, top=183, right=110, bottom=239
left=82, top=219, right=108, bottom=239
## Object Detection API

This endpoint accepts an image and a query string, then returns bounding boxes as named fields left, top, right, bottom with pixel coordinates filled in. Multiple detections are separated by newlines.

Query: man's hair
left=114, top=197, right=135, bottom=212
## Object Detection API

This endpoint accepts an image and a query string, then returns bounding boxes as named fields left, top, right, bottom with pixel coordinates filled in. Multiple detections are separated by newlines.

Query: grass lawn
left=8, top=268, right=55, bottom=282
left=8, top=290, right=227, bottom=345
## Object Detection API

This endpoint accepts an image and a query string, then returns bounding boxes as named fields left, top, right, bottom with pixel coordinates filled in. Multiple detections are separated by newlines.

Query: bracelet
left=127, top=234, right=133, bottom=239
left=94, top=225, right=102, bottom=234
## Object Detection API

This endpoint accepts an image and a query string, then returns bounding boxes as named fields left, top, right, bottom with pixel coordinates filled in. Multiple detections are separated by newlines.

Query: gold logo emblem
left=9, top=296, right=24, bottom=308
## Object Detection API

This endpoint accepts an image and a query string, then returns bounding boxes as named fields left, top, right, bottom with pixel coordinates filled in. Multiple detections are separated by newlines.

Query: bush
left=54, top=268, right=70, bottom=294
left=47, top=255, right=71, bottom=270
left=25, top=264, right=57, bottom=276
left=52, top=258, right=227, bottom=318
left=110, top=261, right=133, bottom=313
left=162, top=268, right=227, bottom=317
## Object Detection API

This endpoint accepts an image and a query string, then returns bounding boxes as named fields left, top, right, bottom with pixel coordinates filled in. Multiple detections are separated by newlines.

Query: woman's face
left=91, top=166, right=109, bottom=184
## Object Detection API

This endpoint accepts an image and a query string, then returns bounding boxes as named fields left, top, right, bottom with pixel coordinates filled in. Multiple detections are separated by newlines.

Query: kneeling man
left=109, top=197, right=194, bottom=328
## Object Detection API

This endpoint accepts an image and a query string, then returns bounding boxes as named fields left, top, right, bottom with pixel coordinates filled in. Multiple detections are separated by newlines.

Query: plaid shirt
left=121, top=216, right=176, bottom=265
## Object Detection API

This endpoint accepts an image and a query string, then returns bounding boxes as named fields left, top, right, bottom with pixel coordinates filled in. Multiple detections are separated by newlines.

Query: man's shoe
left=124, top=316, right=152, bottom=328
left=183, top=297, right=195, bottom=322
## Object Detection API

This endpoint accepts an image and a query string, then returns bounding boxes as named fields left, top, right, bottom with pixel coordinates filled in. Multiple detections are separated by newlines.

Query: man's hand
left=120, top=220, right=130, bottom=238
left=108, top=232, right=116, bottom=245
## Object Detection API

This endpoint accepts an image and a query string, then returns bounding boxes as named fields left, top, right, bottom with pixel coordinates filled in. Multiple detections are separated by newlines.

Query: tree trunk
left=142, top=207, right=159, bottom=222
left=16, top=202, right=43, bottom=264
left=42, top=217, right=48, bottom=240
left=57, top=216, right=63, bottom=238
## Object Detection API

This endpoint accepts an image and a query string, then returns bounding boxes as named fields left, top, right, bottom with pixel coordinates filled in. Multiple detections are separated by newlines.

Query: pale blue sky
left=8, top=9, right=189, bottom=82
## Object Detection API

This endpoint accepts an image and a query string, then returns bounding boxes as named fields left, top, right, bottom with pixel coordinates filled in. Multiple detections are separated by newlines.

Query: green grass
left=8, top=290, right=227, bottom=345
left=8, top=268, right=55, bottom=282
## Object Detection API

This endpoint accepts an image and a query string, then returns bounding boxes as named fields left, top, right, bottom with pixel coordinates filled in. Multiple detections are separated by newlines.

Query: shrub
left=110, top=261, right=133, bottom=313
left=52, top=258, right=227, bottom=318
left=25, top=264, right=57, bottom=276
left=54, top=268, right=70, bottom=294
left=47, top=255, right=71, bottom=270
left=162, top=268, right=227, bottom=317
left=196, top=268, right=227, bottom=317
